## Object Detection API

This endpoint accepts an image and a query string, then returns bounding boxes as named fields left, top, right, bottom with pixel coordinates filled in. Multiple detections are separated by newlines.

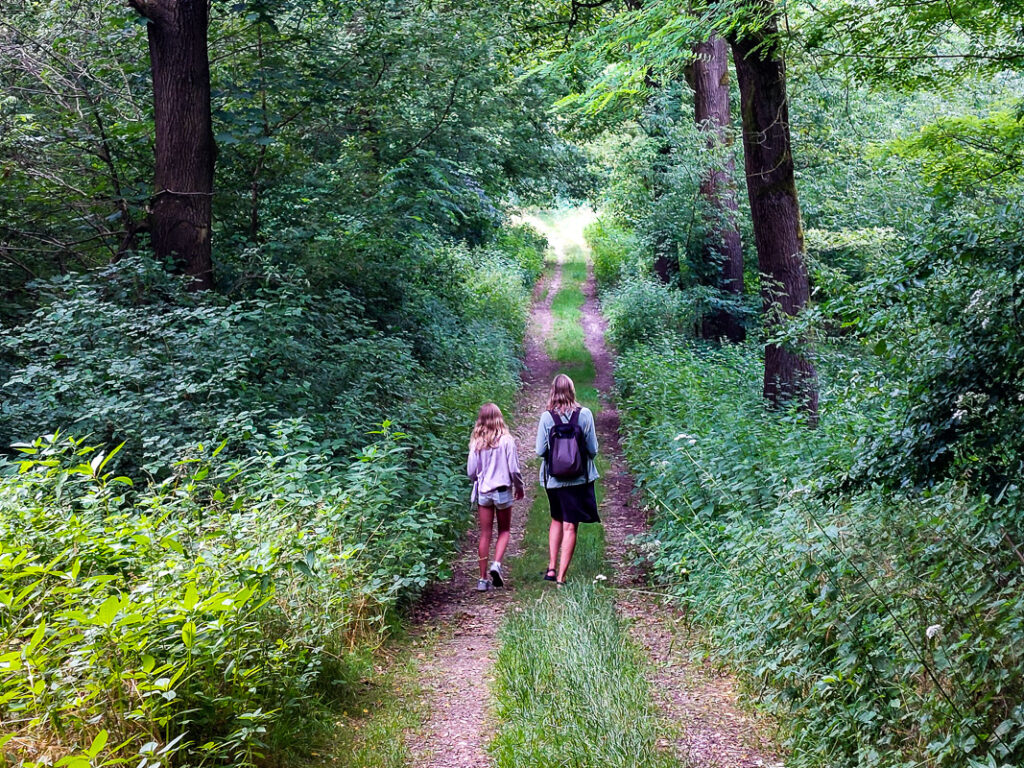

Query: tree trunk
left=689, top=35, right=745, bottom=343
left=730, top=11, right=818, bottom=421
left=129, top=0, right=215, bottom=290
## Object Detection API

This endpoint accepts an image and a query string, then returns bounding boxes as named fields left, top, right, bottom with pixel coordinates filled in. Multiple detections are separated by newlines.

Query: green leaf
left=94, top=595, right=120, bottom=627
left=181, top=621, right=197, bottom=649
left=86, top=729, right=108, bottom=757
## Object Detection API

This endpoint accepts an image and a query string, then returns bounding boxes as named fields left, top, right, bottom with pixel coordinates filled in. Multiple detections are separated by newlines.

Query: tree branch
left=127, top=0, right=168, bottom=24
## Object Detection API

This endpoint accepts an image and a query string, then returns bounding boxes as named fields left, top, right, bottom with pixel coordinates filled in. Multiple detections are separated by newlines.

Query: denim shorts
left=476, top=485, right=515, bottom=510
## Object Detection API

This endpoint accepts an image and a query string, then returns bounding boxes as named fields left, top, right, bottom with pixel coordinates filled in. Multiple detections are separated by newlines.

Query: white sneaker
left=489, top=562, right=504, bottom=588
left=476, top=578, right=492, bottom=592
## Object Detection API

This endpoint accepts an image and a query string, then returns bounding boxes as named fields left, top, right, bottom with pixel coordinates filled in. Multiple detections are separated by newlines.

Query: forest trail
left=405, top=208, right=779, bottom=768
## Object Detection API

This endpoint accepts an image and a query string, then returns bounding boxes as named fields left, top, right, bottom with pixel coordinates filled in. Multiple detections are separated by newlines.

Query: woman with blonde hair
left=467, top=402, right=524, bottom=592
left=535, top=373, right=599, bottom=586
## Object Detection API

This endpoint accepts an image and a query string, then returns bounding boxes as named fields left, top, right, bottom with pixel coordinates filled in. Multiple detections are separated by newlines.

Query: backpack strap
left=567, top=407, right=581, bottom=428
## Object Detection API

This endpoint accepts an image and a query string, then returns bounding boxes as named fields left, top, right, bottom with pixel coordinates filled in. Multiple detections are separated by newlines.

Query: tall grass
left=491, top=588, right=680, bottom=768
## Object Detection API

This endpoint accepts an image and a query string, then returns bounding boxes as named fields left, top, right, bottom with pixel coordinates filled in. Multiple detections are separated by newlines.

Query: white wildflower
left=926, top=624, right=943, bottom=641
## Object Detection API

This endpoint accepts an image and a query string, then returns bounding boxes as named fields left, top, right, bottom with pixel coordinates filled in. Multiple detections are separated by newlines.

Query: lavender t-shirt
left=467, top=433, right=521, bottom=494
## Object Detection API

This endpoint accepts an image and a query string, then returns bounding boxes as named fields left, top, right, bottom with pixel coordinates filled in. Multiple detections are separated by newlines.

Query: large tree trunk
left=129, top=0, right=215, bottom=290
left=689, top=35, right=745, bottom=343
left=730, top=11, right=818, bottom=421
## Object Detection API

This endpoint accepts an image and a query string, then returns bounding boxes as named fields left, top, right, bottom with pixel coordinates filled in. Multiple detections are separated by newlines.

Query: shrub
left=584, top=217, right=643, bottom=289
left=615, top=337, right=1024, bottom=768
left=0, top=422, right=468, bottom=767
left=494, top=223, right=547, bottom=287
left=602, top=276, right=698, bottom=350
left=1, top=222, right=543, bottom=474
left=0, top=220, right=543, bottom=766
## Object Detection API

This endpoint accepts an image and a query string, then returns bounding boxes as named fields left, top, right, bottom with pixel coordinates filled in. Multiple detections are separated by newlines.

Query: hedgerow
left=0, top=226, right=542, bottom=766
left=614, top=338, right=1024, bottom=768
left=606, top=203, right=1024, bottom=768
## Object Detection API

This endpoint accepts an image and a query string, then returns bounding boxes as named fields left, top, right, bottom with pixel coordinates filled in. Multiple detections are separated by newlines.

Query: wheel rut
left=404, top=264, right=561, bottom=768
left=578, top=261, right=783, bottom=768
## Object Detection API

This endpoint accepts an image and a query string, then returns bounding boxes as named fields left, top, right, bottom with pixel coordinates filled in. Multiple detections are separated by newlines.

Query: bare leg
left=494, top=506, right=512, bottom=565
left=478, top=505, right=494, bottom=579
left=557, top=521, right=578, bottom=582
left=548, top=518, right=562, bottom=572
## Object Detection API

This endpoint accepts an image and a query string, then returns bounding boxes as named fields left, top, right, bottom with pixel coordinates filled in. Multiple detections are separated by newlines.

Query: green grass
left=302, top=641, right=425, bottom=768
left=491, top=587, right=680, bottom=768
left=547, top=251, right=595, bottom=380
left=491, top=227, right=682, bottom=768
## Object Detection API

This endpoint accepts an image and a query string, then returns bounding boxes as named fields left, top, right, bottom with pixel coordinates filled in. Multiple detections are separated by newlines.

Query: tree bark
left=689, top=35, right=745, bottom=342
left=129, top=0, right=215, bottom=290
left=729, top=10, right=818, bottom=421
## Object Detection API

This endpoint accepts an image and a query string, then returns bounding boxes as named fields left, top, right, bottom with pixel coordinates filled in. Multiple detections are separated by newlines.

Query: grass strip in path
left=492, top=237, right=681, bottom=768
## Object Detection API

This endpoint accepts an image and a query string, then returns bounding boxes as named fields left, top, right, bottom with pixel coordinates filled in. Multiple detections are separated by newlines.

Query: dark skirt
left=546, top=482, right=600, bottom=525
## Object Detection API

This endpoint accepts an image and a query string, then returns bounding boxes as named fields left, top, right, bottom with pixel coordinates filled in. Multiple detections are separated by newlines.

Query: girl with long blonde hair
left=535, top=374, right=600, bottom=586
left=546, top=372, right=581, bottom=415
left=467, top=403, right=524, bottom=591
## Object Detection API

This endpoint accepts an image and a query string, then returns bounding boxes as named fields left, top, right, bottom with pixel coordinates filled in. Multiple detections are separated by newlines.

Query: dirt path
left=578, top=262, right=783, bottom=768
left=405, top=222, right=780, bottom=768
left=404, top=265, right=561, bottom=768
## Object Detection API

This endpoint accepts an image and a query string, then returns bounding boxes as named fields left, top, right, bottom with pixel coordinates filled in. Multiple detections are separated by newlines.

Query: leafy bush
left=615, top=338, right=1024, bottom=768
left=1, top=226, right=541, bottom=474
left=0, top=422, right=468, bottom=767
left=601, top=276, right=700, bottom=350
left=0, top=258, right=421, bottom=471
left=804, top=227, right=900, bottom=295
left=494, top=223, right=548, bottom=287
left=798, top=206, right=1024, bottom=493
left=0, top=221, right=543, bottom=766
left=584, top=217, right=643, bottom=289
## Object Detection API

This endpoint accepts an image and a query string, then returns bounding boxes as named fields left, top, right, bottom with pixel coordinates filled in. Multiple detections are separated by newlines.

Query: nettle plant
left=0, top=424, right=465, bottom=767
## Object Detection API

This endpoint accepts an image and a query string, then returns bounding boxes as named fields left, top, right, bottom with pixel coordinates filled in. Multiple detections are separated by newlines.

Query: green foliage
left=615, top=337, right=1024, bottom=768
left=0, top=0, right=587, bottom=313
left=0, top=220, right=542, bottom=765
left=798, top=0, right=1024, bottom=86
left=602, top=276, right=702, bottom=350
left=1, top=231, right=537, bottom=473
left=805, top=206, right=1024, bottom=493
left=0, top=424, right=466, bottom=766
left=495, top=224, right=549, bottom=288
left=584, top=217, right=643, bottom=289
left=886, top=109, right=1024, bottom=201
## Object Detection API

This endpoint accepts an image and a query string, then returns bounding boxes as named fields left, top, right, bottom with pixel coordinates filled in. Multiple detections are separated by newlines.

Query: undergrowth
left=0, top=228, right=544, bottom=767
left=613, top=337, right=1024, bottom=768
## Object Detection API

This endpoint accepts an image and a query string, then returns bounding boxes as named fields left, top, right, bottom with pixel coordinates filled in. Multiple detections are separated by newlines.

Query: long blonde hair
left=470, top=402, right=511, bottom=451
left=546, top=373, right=579, bottom=415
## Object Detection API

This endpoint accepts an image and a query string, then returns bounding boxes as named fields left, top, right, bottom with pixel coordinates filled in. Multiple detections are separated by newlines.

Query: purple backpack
left=547, top=408, right=586, bottom=480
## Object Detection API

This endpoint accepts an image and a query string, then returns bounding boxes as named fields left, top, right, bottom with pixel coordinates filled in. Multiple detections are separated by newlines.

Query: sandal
left=556, top=580, right=567, bottom=588
left=543, top=568, right=556, bottom=582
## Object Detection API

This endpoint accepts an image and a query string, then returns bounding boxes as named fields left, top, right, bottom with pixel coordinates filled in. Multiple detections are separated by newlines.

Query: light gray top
left=535, top=407, right=599, bottom=488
